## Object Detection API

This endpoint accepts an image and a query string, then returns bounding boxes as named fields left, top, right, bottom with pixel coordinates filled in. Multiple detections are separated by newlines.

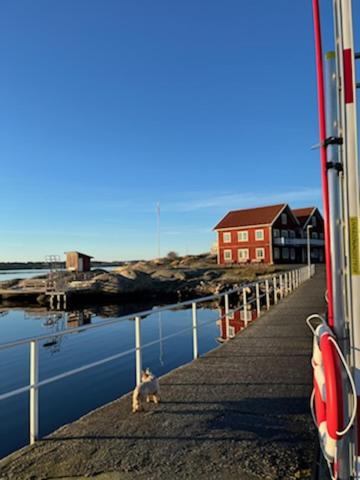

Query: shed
left=65, top=251, right=93, bottom=272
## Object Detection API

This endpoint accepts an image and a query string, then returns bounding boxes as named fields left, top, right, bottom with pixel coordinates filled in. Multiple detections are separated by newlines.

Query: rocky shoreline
left=0, top=254, right=277, bottom=308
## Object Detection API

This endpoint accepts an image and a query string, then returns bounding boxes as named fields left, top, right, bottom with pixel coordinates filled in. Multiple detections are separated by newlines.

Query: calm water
left=0, top=266, right=119, bottom=281
left=0, top=304, right=220, bottom=458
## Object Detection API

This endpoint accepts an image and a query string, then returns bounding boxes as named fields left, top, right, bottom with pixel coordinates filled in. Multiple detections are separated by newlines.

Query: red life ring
left=311, top=324, right=343, bottom=462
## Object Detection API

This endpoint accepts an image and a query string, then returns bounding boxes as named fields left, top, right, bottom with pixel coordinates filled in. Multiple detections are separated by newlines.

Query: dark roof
left=292, top=207, right=316, bottom=227
left=214, top=204, right=286, bottom=230
left=65, top=251, right=93, bottom=259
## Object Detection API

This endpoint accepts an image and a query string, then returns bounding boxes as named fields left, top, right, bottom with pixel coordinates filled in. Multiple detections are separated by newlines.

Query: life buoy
left=311, top=323, right=342, bottom=463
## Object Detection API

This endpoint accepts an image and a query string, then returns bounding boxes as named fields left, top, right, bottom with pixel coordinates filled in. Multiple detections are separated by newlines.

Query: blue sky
left=0, top=0, right=350, bottom=261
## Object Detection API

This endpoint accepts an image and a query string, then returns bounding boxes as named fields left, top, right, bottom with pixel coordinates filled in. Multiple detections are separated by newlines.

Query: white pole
left=135, top=316, right=142, bottom=386
left=156, top=202, right=161, bottom=259
left=255, top=282, right=261, bottom=317
left=30, top=340, right=39, bottom=445
left=224, top=294, right=230, bottom=340
left=192, top=302, right=198, bottom=358
left=273, top=276, right=278, bottom=304
left=265, top=279, right=270, bottom=310
left=280, top=275, right=284, bottom=299
left=243, top=288, right=248, bottom=327
left=307, top=225, right=312, bottom=278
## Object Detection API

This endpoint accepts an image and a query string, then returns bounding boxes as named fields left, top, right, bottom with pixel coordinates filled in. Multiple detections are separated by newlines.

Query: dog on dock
left=132, top=368, right=160, bottom=413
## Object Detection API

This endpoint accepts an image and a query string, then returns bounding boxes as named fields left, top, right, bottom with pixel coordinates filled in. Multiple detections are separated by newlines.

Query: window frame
left=256, top=247, right=265, bottom=260
left=223, top=249, right=232, bottom=262
left=237, top=230, right=248, bottom=242
left=237, top=248, right=249, bottom=262
left=255, top=229, right=264, bottom=241
left=223, top=232, right=231, bottom=243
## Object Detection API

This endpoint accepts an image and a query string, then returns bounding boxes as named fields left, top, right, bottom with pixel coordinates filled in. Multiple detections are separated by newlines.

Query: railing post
left=255, top=282, right=261, bottom=318
left=192, top=302, right=199, bottom=358
left=243, top=288, right=248, bottom=327
left=280, top=275, right=284, bottom=300
left=289, top=271, right=293, bottom=293
left=224, top=294, right=230, bottom=341
left=265, top=279, right=270, bottom=310
left=273, top=276, right=278, bottom=304
left=135, top=316, right=142, bottom=386
left=30, top=340, right=39, bottom=445
left=284, top=273, right=288, bottom=296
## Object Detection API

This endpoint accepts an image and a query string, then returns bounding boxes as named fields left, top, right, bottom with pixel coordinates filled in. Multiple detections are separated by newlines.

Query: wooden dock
left=0, top=269, right=326, bottom=480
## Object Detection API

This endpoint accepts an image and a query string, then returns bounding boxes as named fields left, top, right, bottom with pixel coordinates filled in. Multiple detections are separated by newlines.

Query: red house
left=214, top=203, right=324, bottom=265
left=65, top=251, right=93, bottom=272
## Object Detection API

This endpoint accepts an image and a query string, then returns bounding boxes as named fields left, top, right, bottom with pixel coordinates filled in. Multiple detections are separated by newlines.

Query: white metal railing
left=273, top=237, right=325, bottom=247
left=0, top=264, right=315, bottom=447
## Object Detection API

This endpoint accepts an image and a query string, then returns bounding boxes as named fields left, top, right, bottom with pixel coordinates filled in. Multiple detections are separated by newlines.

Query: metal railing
left=273, top=237, right=325, bottom=246
left=0, top=264, right=315, bottom=447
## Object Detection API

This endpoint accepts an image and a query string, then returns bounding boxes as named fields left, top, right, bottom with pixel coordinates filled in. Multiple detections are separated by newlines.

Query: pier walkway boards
left=0, top=269, right=325, bottom=480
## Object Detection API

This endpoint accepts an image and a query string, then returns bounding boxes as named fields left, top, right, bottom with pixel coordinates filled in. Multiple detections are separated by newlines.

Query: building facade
left=65, top=251, right=93, bottom=272
left=214, top=203, right=324, bottom=265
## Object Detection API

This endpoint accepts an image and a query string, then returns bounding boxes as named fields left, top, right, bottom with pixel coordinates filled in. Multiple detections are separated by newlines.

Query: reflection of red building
left=217, top=307, right=258, bottom=341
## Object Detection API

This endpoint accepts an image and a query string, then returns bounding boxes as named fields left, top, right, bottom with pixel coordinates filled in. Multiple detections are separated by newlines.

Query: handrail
left=0, top=278, right=272, bottom=351
left=0, top=264, right=314, bottom=447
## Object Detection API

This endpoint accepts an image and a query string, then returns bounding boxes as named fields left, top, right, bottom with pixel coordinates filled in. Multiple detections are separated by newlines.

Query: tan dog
left=132, top=368, right=160, bottom=413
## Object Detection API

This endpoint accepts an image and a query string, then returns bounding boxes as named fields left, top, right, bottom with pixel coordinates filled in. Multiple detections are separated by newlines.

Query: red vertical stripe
left=343, top=49, right=354, bottom=104
left=312, top=0, right=334, bottom=327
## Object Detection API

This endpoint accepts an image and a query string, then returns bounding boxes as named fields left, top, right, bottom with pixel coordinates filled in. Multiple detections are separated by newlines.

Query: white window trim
left=237, top=230, right=248, bottom=242
left=223, top=232, right=231, bottom=243
left=255, top=229, right=264, bottom=241
left=256, top=247, right=265, bottom=259
left=224, top=249, right=232, bottom=262
left=238, top=248, right=249, bottom=262
left=228, top=326, right=235, bottom=338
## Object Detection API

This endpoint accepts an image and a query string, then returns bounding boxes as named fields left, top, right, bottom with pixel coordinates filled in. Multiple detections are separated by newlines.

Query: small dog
left=132, top=368, right=160, bottom=413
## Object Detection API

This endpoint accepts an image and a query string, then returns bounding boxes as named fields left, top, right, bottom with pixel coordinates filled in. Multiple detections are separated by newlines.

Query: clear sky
left=0, top=0, right=353, bottom=261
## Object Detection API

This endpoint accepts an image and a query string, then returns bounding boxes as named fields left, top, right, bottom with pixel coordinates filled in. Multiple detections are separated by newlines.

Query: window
left=256, top=248, right=265, bottom=259
left=312, top=216, right=317, bottom=227
left=282, top=248, right=289, bottom=259
left=281, top=229, right=288, bottom=238
left=228, top=326, right=235, bottom=338
left=273, top=228, right=280, bottom=237
left=289, top=230, right=295, bottom=239
left=237, top=231, right=248, bottom=242
left=311, top=248, right=318, bottom=259
left=281, top=213, right=287, bottom=225
left=312, top=232, right=318, bottom=239
left=223, top=232, right=231, bottom=243
left=238, top=248, right=249, bottom=262
left=274, top=247, right=280, bottom=260
left=224, top=249, right=232, bottom=262
left=290, top=248, right=295, bottom=260
left=240, top=310, right=251, bottom=321
left=255, top=229, right=264, bottom=241
left=319, top=233, right=324, bottom=240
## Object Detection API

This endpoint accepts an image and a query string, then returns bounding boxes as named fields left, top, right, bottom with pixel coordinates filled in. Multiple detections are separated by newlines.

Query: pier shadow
left=42, top=396, right=314, bottom=445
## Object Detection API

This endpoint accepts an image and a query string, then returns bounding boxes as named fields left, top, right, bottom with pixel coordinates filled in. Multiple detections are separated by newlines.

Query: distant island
left=0, top=261, right=124, bottom=271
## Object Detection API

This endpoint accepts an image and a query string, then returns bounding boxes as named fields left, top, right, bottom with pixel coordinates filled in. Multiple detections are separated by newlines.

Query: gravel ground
left=0, top=269, right=325, bottom=480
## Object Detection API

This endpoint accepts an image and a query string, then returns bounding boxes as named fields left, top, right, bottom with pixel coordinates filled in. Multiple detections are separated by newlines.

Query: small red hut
left=65, top=251, right=93, bottom=272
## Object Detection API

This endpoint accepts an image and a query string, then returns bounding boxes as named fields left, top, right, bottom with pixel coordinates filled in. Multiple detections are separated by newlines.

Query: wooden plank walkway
left=0, top=269, right=326, bottom=480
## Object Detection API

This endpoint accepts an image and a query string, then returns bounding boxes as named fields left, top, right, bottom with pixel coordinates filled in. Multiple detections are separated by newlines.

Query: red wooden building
left=214, top=203, right=324, bottom=265
left=65, top=251, right=93, bottom=272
